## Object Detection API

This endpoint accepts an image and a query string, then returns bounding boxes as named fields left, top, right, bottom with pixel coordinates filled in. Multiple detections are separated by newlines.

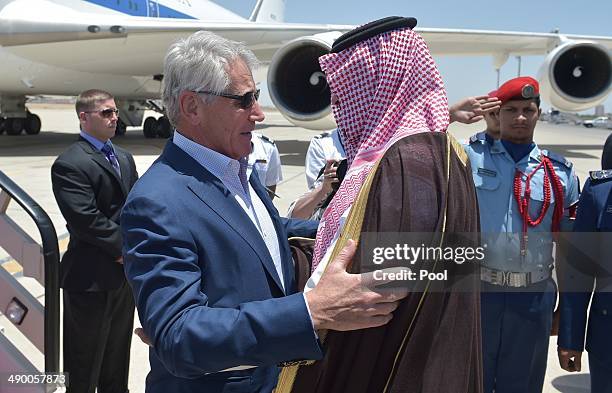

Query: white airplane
left=0, top=0, right=610, bottom=138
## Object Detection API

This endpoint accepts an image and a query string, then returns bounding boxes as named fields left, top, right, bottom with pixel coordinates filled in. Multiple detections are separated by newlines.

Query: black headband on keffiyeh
left=331, top=16, right=418, bottom=53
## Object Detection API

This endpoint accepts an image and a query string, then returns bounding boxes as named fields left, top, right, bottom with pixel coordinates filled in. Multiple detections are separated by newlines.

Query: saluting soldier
left=247, top=132, right=283, bottom=199
left=558, top=162, right=612, bottom=393
left=463, top=76, right=580, bottom=393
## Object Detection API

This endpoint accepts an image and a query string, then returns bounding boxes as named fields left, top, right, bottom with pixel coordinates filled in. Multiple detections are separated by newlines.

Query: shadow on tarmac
left=276, top=140, right=310, bottom=166
left=255, top=123, right=291, bottom=130
left=551, top=374, right=591, bottom=393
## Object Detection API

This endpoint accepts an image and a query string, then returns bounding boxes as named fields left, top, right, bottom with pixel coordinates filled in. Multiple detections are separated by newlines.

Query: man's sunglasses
left=84, top=108, right=120, bottom=118
left=195, top=89, right=260, bottom=109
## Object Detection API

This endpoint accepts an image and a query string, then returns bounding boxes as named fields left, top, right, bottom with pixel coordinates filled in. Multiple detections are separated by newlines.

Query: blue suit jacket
left=121, top=141, right=322, bottom=393
left=558, top=176, right=612, bottom=363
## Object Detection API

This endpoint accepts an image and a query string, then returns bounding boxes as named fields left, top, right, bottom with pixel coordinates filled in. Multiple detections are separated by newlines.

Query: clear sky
left=213, top=0, right=612, bottom=114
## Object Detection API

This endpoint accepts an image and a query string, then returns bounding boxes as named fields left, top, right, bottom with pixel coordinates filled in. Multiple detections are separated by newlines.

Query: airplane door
left=147, top=0, right=159, bottom=17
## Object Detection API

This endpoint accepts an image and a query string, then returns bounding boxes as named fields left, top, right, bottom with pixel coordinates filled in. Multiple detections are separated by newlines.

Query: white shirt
left=304, top=207, right=351, bottom=292
left=305, top=129, right=346, bottom=189
left=173, top=131, right=285, bottom=290
left=247, top=132, right=283, bottom=187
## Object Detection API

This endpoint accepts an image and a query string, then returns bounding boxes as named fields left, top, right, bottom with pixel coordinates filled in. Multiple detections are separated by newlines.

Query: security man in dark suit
left=51, top=89, right=138, bottom=393
left=558, top=158, right=612, bottom=392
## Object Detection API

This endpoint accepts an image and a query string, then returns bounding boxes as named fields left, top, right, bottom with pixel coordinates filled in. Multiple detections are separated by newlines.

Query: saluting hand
left=449, top=95, right=501, bottom=124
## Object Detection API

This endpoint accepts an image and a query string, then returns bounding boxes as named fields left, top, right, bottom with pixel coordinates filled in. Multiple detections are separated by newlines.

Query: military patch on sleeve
left=541, top=149, right=572, bottom=169
left=590, top=169, right=612, bottom=181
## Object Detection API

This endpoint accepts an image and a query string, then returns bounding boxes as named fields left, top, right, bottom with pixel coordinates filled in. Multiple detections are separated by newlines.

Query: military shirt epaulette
left=469, top=131, right=486, bottom=145
left=589, top=169, right=612, bottom=182
left=259, top=134, right=275, bottom=145
left=314, top=131, right=332, bottom=139
left=541, top=149, right=572, bottom=169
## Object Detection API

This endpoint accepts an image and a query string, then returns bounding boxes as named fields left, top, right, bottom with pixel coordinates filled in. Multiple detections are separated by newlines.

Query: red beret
left=489, top=76, right=539, bottom=104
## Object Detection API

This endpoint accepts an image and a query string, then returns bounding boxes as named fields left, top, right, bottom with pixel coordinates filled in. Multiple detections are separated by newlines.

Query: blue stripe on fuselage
left=83, top=0, right=196, bottom=19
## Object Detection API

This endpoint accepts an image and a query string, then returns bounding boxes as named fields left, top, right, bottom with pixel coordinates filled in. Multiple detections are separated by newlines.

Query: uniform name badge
left=477, top=168, right=497, bottom=177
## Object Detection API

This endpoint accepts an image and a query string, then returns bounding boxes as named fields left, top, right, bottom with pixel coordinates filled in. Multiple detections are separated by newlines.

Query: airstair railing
left=0, top=170, right=60, bottom=374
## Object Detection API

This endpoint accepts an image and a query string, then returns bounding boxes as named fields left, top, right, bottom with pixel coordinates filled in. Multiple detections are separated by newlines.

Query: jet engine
left=538, top=40, right=611, bottom=112
left=267, top=32, right=343, bottom=130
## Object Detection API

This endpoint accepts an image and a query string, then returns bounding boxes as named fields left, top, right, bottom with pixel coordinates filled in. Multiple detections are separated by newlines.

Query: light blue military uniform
left=464, top=137, right=579, bottom=393
left=558, top=170, right=612, bottom=393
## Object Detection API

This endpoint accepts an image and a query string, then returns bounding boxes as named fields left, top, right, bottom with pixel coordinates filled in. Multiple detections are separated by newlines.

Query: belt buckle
left=507, top=272, right=529, bottom=287
left=501, top=271, right=511, bottom=286
left=490, top=270, right=509, bottom=286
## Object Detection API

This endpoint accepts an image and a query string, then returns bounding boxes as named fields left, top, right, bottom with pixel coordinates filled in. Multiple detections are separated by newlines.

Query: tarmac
left=1, top=102, right=610, bottom=392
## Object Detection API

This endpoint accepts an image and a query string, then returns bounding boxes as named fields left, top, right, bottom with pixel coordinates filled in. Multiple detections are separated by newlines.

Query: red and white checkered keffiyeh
left=312, top=27, right=450, bottom=271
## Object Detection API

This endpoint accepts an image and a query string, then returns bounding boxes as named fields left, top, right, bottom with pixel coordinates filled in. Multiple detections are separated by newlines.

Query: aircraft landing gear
left=143, top=116, right=157, bottom=138
left=156, top=117, right=172, bottom=138
left=24, top=112, right=41, bottom=135
left=1, top=112, right=41, bottom=135
left=5, top=117, right=25, bottom=135
left=143, top=116, right=172, bottom=139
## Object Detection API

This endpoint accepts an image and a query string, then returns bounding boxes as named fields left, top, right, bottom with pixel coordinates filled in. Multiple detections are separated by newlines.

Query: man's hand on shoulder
left=305, top=240, right=409, bottom=331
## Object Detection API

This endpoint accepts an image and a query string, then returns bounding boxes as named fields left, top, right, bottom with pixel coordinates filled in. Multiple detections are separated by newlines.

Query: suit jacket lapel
left=115, top=149, right=132, bottom=192
left=163, top=142, right=285, bottom=293
left=79, top=139, right=127, bottom=196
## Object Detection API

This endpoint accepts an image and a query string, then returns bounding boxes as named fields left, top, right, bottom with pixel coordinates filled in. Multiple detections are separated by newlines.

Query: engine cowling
left=267, top=32, right=342, bottom=130
left=538, top=40, right=611, bottom=112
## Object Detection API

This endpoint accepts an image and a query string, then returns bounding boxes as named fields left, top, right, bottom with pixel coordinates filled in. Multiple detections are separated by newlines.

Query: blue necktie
left=101, top=143, right=121, bottom=178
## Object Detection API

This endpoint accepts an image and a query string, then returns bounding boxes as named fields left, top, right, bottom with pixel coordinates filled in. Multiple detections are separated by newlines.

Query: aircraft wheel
left=24, top=112, right=41, bottom=135
left=6, top=118, right=24, bottom=135
left=0, top=118, right=5, bottom=135
left=115, top=118, right=127, bottom=136
left=143, top=116, right=157, bottom=138
left=156, top=116, right=172, bottom=138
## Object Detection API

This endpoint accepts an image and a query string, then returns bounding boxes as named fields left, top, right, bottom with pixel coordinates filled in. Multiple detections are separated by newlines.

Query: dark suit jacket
left=121, top=141, right=321, bottom=393
left=558, top=177, right=612, bottom=362
left=51, top=137, right=138, bottom=291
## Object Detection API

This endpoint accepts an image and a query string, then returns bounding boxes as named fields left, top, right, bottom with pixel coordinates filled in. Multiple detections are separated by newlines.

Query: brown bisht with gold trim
left=277, top=132, right=482, bottom=393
